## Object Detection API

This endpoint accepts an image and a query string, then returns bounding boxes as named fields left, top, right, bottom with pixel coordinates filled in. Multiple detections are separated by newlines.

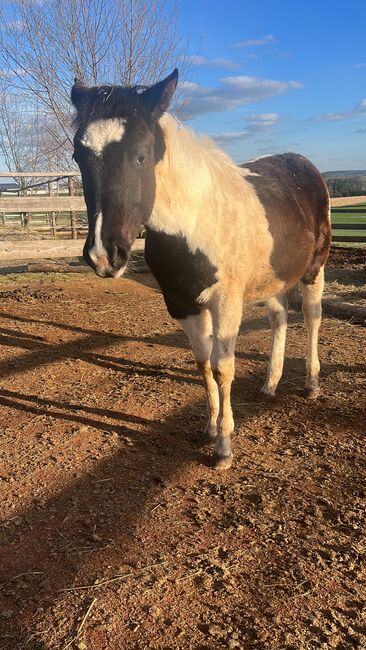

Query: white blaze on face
left=81, top=118, right=125, bottom=156
left=89, top=212, right=108, bottom=267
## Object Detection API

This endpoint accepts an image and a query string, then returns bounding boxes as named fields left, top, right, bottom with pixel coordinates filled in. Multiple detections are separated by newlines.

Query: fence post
left=0, top=192, right=5, bottom=225
left=48, top=180, right=56, bottom=237
left=68, top=176, right=77, bottom=240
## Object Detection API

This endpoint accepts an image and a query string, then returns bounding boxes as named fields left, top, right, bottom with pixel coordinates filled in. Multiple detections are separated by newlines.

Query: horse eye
left=137, top=154, right=146, bottom=165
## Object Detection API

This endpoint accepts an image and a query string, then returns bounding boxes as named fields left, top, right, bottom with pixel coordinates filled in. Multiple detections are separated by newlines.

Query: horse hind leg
left=300, top=265, right=324, bottom=398
left=179, top=309, right=219, bottom=444
left=261, top=293, right=288, bottom=397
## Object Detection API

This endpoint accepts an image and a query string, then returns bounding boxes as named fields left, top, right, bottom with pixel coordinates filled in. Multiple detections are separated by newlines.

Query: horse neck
left=152, top=115, right=246, bottom=233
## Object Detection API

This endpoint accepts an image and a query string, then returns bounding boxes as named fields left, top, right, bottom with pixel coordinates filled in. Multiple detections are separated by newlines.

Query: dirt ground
left=0, top=248, right=365, bottom=650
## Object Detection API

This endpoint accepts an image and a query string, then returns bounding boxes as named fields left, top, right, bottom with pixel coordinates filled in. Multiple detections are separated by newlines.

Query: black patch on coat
left=243, top=153, right=331, bottom=285
left=144, top=227, right=218, bottom=319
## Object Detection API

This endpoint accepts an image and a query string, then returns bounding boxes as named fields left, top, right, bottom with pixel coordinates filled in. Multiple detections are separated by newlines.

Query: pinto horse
left=71, top=69, right=331, bottom=470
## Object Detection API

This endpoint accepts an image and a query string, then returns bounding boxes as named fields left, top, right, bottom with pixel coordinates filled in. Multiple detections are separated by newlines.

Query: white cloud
left=212, top=112, right=280, bottom=145
left=213, top=130, right=250, bottom=144
left=5, top=20, right=24, bottom=30
left=353, top=63, right=366, bottom=68
left=317, top=112, right=351, bottom=121
left=0, top=67, right=26, bottom=79
left=223, top=76, right=302, bottom=91
left=182, top=75, right=302, bottom=118
left=246, top=113, right=279, bottom=126
left=180, top=81, right=200, bottom=92
left=315, top=98, right=366, bottom=122
left=231, top=35, right=274, bottom=48
left=185, top=55, right=240, bottom=70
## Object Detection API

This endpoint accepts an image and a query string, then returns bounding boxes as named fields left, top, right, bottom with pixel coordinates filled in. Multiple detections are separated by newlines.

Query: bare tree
left=0, top=0, right=187, bottom=160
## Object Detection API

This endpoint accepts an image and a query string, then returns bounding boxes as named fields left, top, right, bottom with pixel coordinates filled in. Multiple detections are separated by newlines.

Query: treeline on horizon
left=323, top=174, right=366, bottom=197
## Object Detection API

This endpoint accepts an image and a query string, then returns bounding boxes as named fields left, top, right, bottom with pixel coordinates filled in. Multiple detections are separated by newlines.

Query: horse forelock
left=72, top=84, right=147, bottom=131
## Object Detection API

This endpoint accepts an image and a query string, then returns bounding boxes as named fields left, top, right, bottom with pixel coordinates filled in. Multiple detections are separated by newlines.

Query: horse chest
left=144, top=227, right=218, bottom=319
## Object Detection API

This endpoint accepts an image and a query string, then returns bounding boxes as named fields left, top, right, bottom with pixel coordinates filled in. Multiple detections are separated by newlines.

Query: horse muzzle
left=83, top=240, right=128, bottom=278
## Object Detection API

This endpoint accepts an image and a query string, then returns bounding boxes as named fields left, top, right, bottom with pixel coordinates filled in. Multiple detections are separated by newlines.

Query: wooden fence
left=1, top=171, right=366, bottom=244
left=0, top=171, right=86, bottom=239
left=330, top=205, right=366, bottom=243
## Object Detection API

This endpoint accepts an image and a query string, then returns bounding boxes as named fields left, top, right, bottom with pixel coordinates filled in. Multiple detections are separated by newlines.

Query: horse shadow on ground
left=0, top=378, right=364, bottom=649
left=0, top=345, right=277, bottom=649
left=0, top=310, right=362, bottom=398
left=0, top=307, right=364, bottom=648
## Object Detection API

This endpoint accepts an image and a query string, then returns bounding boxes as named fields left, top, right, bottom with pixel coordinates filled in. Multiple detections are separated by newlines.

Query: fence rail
left=0, top=196, right=86, bottom=212
left=332, top=223, right=366, bottom=230
left=1, top=171, right=366, bottom=245
left=0, top=170, right=84, bottom=238
left=0, top=171, right=79, bottom=177
left=331, top=208, right=366, bottom=214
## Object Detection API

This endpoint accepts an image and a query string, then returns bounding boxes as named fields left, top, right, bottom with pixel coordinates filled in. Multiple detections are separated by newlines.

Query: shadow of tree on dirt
left=0, top=311, right=201, bottom=387
left=0, top=379, right=365, bottom=649
left=0, top=282, right=365, bottom=649
left=0, top=368, right=276, bottom=649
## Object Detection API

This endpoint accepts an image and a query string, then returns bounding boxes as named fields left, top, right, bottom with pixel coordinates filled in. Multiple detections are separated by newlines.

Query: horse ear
left=141, top=69, right=178, bottom=120
left=71, top=78, right=89, bottom=109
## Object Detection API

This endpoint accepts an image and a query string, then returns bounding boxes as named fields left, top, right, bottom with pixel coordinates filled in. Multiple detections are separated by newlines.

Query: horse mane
left=157, top=114, right=249, bottom=209
left=160, top=114, right=242, bottom=177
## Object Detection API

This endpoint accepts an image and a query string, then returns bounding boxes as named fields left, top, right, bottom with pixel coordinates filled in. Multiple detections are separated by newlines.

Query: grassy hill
left=323, top=169, right=366, bottom=178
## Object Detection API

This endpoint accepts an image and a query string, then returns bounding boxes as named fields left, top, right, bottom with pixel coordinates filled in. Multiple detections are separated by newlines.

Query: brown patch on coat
left=243, top=153, right=331, bottom=286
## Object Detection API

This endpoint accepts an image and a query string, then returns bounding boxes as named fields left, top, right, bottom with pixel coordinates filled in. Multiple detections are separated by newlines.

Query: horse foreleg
left=212, top=346, right=235, bottom=470
left=210, top=296, right=241, bottom=470
left=179, top=310, right=219, bottom=443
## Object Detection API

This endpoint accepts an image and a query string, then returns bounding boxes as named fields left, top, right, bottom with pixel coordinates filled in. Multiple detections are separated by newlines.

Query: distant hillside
left=322, top=169, right=366, bottom=178
left=322, top=171, right=366, bottom=197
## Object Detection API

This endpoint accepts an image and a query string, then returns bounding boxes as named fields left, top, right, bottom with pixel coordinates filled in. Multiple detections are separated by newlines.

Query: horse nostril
left=111, top=244, right=128, bottom=269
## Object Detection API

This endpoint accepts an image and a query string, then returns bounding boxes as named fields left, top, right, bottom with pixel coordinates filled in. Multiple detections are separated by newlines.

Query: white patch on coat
left=179, top=310, right=219, bottom=438
left=81, top=119, right=125, bottom=156
left=150, top=114, right=285, bottom=309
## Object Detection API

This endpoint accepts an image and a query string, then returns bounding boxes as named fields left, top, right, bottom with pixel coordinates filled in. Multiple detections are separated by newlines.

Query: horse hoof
left=306, top=387, right=320, bottom=400
left=213, top=454, right=233, bottom=470
left=260, top=385, right=276, bottom=399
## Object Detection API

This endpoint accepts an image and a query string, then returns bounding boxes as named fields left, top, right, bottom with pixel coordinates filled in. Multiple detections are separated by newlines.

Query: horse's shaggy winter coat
left=71, top=70, right=331, bottom=469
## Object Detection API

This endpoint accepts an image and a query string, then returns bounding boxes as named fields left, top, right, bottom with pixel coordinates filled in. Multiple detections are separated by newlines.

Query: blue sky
left=0, top=0, right=364, bottom=173
left=178, top=0, right=366, bottom=170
